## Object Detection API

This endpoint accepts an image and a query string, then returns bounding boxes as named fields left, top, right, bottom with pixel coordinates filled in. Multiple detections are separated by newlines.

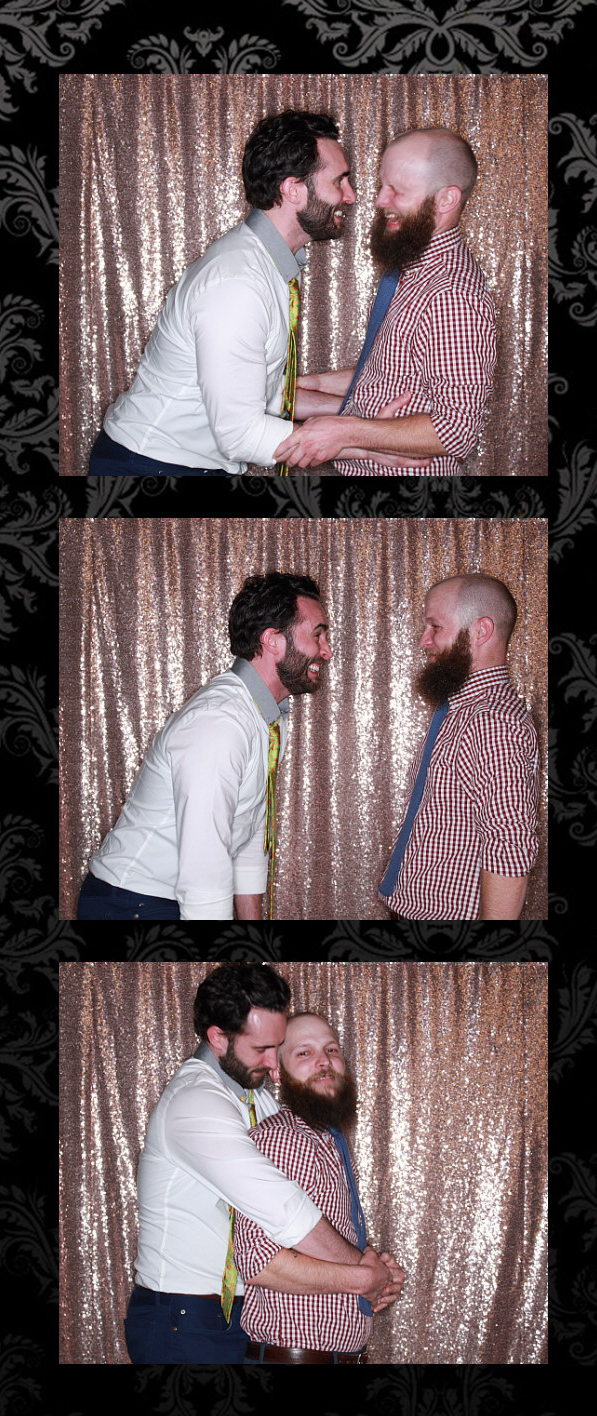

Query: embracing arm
left=248, top=1243, right=402, bottom=1309
left=274, top=402, right=441, bottom=469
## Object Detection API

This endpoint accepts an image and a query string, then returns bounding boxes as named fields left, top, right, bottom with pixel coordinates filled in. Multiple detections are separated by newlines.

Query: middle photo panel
left=60, top=517, right=547, bottom=924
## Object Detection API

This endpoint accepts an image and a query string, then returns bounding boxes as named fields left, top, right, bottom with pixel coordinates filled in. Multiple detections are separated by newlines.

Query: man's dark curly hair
left=228, top=571, right=321, bottom=661
left=193, top=963, right=291, bottom=1040
left=242, top=109, right=340, bottom=210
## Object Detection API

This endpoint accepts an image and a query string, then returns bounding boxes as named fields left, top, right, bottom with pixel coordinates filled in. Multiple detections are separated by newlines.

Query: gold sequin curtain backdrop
left=59, top=73, right=547, bottom=475
left=58, top=961, right=548, bottom=1364
left=59, top=518, right=547, bottom=919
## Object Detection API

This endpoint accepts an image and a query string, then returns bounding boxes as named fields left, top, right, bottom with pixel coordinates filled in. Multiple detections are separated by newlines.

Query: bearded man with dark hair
left=77, top=572, right=332, bottom=921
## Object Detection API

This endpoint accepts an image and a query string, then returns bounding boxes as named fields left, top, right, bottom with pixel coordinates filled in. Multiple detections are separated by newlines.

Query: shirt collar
left=405, top=225, right=462, bottom=274
left=245, top=207, right=307, bottom=281
left=230, top=656, right=290, bottom=723
left=448, top=663, right=510, bottom=708
left=193, top=1039, right=268, bottom=1102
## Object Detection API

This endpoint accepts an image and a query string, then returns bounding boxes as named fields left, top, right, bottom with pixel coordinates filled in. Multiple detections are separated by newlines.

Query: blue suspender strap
left=379, top=699, right=450, bottom=898
left=339, top=268, right=400, bottom=412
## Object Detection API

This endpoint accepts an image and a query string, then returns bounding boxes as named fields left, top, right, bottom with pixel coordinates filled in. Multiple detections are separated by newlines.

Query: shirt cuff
left=232, top=862, right=269, bottom=895
left=270, top=1191, right=322, bottom=1249
left=249, top=416, right=294, bottom=467
left=178, top=894, right=233, bottom=920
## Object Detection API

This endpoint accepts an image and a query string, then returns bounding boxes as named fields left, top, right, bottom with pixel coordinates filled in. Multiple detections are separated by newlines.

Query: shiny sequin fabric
left=58, top=962, right=548, bottom=1364
left=59, top=74, right=547, bottom=476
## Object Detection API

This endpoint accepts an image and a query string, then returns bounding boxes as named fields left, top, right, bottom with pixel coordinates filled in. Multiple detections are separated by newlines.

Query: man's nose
left=320, top=635, right=333, bottom=660
left=343, top=179, right=356, bottom=205
left=419, top=627, right=433, bottom=648
left=375, top=186, right=390, bottom=208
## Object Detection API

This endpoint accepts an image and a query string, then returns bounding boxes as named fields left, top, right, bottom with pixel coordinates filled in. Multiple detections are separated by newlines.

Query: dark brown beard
left=298, top=175, right=345, bottom=242
left=414, top=627, right=472, bottom=707
left=279, top=1062, right=358, bottom=1131
left=370, top=195, right=437, bottom=271
left=277, top=623, right=323, bottom=696
left=219, top=1038, right=267, bottom=1092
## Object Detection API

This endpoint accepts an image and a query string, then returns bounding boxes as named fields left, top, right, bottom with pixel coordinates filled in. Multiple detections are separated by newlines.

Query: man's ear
left=473, top=615, right=495, bottom=648
left=260, top=626, right=286, bottom=662
left=435, top=184, right=462, bottom=216
left=279, top=173, right=307, bottom=209
left=206, top=1024, right=229, bottom=1058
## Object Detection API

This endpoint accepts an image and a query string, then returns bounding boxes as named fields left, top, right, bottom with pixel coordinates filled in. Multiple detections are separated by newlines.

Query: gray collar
left=231, top=657, right=289, bottom=724
left=193, top=1039, right=266, bottom=1100
left=245, top=207, right=307, bottom=282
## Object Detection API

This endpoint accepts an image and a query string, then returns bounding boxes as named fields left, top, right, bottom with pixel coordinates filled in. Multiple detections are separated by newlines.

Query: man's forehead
left=316, top=136, right=349, bottom=175
left=243, top=1007, right=287, bottom=1040
left=381, top=138, right=428, bottom=181
left=425, top=583, right=457, bottom=616
left=284, top=1016, right=340, bottom=1049
left=296, top=596, right=328, bottom=629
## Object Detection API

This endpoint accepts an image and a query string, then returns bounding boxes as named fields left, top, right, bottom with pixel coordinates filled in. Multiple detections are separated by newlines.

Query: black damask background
left=1, top=0, right=596, bottom=1409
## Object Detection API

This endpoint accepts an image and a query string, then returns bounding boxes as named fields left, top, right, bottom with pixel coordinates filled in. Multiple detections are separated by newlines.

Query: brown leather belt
left=246, top=1342, right=367, bottom=1364
left=135, top=1285, right=240, bottom=1305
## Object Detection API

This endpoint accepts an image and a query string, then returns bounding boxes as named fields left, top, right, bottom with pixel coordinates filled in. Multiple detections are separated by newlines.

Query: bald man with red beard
left=379, top=573, right=540, bottom=921
left=275, top=126, right=496, bottom=477
left=234, top=1013, right=405, bottom=1364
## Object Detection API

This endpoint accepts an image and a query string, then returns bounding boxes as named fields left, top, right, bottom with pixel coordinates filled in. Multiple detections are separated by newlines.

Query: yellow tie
left=264, top=720, right=281, bottom=920
left=278, top=276, right=300, bottom=476
left=221, top=1090, right=258, bottom=1322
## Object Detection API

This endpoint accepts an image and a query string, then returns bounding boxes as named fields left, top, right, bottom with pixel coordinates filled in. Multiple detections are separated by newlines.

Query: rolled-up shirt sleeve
left=169, top=707, right=268, bottom=919
left=163, top=1078, right=321, bottom=1248
left=421, top=288, right=496, bottom=459
left=474, top=710, right=540, bottom=875
left=190, top=275, right=293, bottom=467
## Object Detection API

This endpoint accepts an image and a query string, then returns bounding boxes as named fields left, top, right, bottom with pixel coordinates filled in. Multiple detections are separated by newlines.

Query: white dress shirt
left=88, top=659, right=289, bottom=919
left=134, top=1044, right=322, bottom=1295
left=103, top=209, right=306, bottom=473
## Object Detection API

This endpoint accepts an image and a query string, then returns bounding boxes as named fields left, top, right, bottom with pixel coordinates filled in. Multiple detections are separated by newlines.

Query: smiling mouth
left=307, top=662, right=322, bottom=679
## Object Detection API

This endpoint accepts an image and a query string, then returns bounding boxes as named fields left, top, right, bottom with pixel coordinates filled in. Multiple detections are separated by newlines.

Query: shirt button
left=133, top=913, right=139, bottom=919
left=172, top=1325, right=177, bottom=1332
left=180, top=1309, right=186, bottom=1315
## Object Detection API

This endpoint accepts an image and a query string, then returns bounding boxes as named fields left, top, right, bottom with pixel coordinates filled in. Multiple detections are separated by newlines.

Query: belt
left=245, top=1342, right=367, bottom=1364
left=135, top=1285, right=240, bottom=1305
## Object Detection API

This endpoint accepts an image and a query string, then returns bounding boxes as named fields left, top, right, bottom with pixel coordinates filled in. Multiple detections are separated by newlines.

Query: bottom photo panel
left=59, top=959, right=547, bottom=1368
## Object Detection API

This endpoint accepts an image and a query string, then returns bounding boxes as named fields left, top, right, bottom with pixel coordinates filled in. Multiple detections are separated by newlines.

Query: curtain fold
left=58, top=961, right=548, bottom=1364
left=59, top=73, right=547, bottom=476
left=59, top=517, right=547, bottom=919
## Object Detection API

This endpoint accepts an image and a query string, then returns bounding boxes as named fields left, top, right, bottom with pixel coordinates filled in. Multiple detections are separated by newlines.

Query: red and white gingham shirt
left=381, top=666, right=540, bottom=920
left=234, top=1106, right=373, bottom=1353
left=335, top=227, right=496, bottom=476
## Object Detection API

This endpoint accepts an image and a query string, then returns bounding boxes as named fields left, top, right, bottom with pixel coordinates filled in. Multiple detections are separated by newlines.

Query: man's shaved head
left=432, top=573, right=518, bottom=645
left=388, top=128, right=478, bottom=209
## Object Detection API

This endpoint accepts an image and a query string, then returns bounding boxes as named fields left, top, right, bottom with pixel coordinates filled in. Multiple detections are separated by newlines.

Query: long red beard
left=279, top=1064, right=358, bottom=1131
left=370, top=195, right=437, bottom=270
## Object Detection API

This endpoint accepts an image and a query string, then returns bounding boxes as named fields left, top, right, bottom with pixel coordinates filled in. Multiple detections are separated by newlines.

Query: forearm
left=293, top=1214, right=361, bottom=1264
left=293, top=388, right=343, bottom=419
left=234, top=893, right=263, bottom=920
left=339, top=412, right=446, bottom=458
left=479, top=870, right=528, bottom=920
left=298, top=368, right=355, bottom=396
left=249, top=1247, right=366, bottom=1296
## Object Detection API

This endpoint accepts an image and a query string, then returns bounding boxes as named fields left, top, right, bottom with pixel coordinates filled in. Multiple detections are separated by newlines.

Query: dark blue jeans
left=124, top=1287, right=247, bottom=1364
left=88, top=429, right=230, bottom=476
left=76, top=872, right=181, bottom=920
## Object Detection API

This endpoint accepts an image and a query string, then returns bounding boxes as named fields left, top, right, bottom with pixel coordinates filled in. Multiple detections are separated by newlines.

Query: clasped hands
left=274, top=385, right=432, bottom=471
left=358, top=1243, right=405, bottom=1312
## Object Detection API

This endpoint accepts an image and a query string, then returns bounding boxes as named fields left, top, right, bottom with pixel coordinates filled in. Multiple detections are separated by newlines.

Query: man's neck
left=260, top=205, right=309, bottom=256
